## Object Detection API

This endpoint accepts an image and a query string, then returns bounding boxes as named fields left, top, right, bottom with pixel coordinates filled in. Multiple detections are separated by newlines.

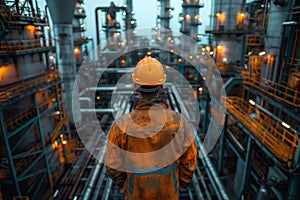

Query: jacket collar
left=133, top=98, right=168, bottom=110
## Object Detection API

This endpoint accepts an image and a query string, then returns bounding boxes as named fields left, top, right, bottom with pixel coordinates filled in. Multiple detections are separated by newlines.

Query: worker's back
left=106, top=98, right=197, bottom=200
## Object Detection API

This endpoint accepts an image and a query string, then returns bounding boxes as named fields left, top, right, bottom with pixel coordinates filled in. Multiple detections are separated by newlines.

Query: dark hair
left=138, top=85, right=162, bottom=97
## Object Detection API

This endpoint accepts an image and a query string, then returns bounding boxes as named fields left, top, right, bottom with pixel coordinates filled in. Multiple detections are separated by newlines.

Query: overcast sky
left=40, top=0, right=212, bottom=44
left=84, top=0, right=212, bottom=43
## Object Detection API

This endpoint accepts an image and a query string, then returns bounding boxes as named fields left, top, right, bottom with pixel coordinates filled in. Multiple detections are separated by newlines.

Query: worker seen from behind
left=105, top=56, right=197, bottom=200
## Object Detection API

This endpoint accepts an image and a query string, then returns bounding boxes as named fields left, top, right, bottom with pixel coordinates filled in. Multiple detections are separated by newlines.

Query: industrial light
left=240, top=12, right=245, bottom=17
left=45, top=26, right=50, bottom=30
left=96, top=96, right=101, bottom=100
left=166, top=65, right=170, bottom=69
left=147, top=51, right=152, bottom=56
left=185, top=14, right=191, bottom=21
left=78, top=8, right=83, bottom=13
left=194, top=15, right=199, bottom=20
left=216, top=12, right=221, bottom=17
left=249, top=99, right=255, bottom=105
left=203, top=77, right=206, bottom=81
left=49, top=55, right=55, bottom=60
left=201, top=52, right=205, bottom=55
left=196, top=55, right=200, bottom=59
left=170, top=49, right=174, bottom=53
left=74, top=48, right=80, bottom=54
left=53, top=189, right=59, bottom=197
left=62, top=140, right=67, bottom=145
left=217, top=45, right=222, bottom=50
left=205, top=46, right=211, bottom=52
left=55, top=111, right=61, bottom=115
left=121, top=59, right=125, bottom=64
left=189, top=55, right=193, bottom=59
left=60, top=134, right=63, bottom=138
left=281, top=122, right=291, bottom=129
left=179, top=16, right=184, bottom=21
left=201, top=47, right=206, bottom=51
left=259, top=51, right=266, bottom=56
left=130, top=20, right=135, bottom=25
left=223, top=57, right=228, bottom=62
left=198, top=87, right=203, bottom=92
left=178, top=58, right=182, bottom=63
left=209, top=51, right=214, bottom=55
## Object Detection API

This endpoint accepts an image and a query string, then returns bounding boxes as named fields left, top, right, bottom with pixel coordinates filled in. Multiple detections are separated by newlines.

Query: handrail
left=243, top=72, right=300, bottom=107
left=246, top=35, right=264, bottom=46
left=0, top=39, right=55, bottom=53
left=226, top=97, right=297, bottom=166
left=0, top=72, right=60, bottom=103
left=51, top=114, right=70, bottom=143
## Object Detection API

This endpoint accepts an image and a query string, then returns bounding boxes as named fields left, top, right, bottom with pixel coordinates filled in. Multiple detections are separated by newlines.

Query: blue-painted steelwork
left=239, top=137, right=253, bottom=196
left=218, top=115, right=227, bottom=174
left=34, top=94, right=53, bottom=188
left=0, top=111, right=21, bottom=195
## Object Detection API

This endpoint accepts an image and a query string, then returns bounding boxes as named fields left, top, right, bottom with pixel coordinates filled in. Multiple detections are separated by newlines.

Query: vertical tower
left=47, top=0, right=82, bottom=125
left=180, top=0, right=203, bottom=42
left=207, top=0, right=246, bottom=74
left=73, top=0, right=90, bottom=70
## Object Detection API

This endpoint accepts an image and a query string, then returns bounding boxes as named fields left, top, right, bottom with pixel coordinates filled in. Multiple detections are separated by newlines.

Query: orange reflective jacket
left=105, top=98, right=197, bottom=200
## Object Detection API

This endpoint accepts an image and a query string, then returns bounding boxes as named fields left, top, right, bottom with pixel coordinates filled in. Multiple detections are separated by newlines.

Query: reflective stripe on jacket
left=105, top=98, right=197, bottom=200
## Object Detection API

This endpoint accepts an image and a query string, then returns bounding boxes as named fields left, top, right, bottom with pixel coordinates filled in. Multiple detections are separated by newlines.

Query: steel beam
left=218, top=115, right=228, bottom=174
left=239, top=137, right=253, bottom=197
left=0, top=111, right=21, bottom=195
left=34, top=94, right=52, bottom=187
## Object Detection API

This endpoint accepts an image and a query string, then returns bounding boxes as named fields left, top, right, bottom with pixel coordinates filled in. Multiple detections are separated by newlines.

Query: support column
left=287, top=175, right=300, bottom=200
left=34, top=94, right=52, bottom=188
left=239, top=137, right=253, bottom=198
left=0, top=111, right=21, bottom=195
left=54, top=24, right=82, bottom=125
left=218, top=114, right=228, bottom=174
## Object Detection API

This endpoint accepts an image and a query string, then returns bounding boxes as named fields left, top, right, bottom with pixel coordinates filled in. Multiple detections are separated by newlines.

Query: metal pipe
left=261, top=0, right=269, bottom=35
left=95, top=7, right=101, bottom=46
left=82, top=136, right=107, bottom=200
left=101, top=178, right=113, bottom=200
left=192, top=174, right=205, bottom=199
left=79, top=97, right=92, bottom=107
left=80, top=108, right=114, bottom=113
left=196, top=165, right=212, bottom=200
left=171, top=86, right=229, bottom=199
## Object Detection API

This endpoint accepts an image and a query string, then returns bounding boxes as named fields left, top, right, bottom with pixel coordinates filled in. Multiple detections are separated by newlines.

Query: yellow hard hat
left=132, top=56, right=166, bottom=86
